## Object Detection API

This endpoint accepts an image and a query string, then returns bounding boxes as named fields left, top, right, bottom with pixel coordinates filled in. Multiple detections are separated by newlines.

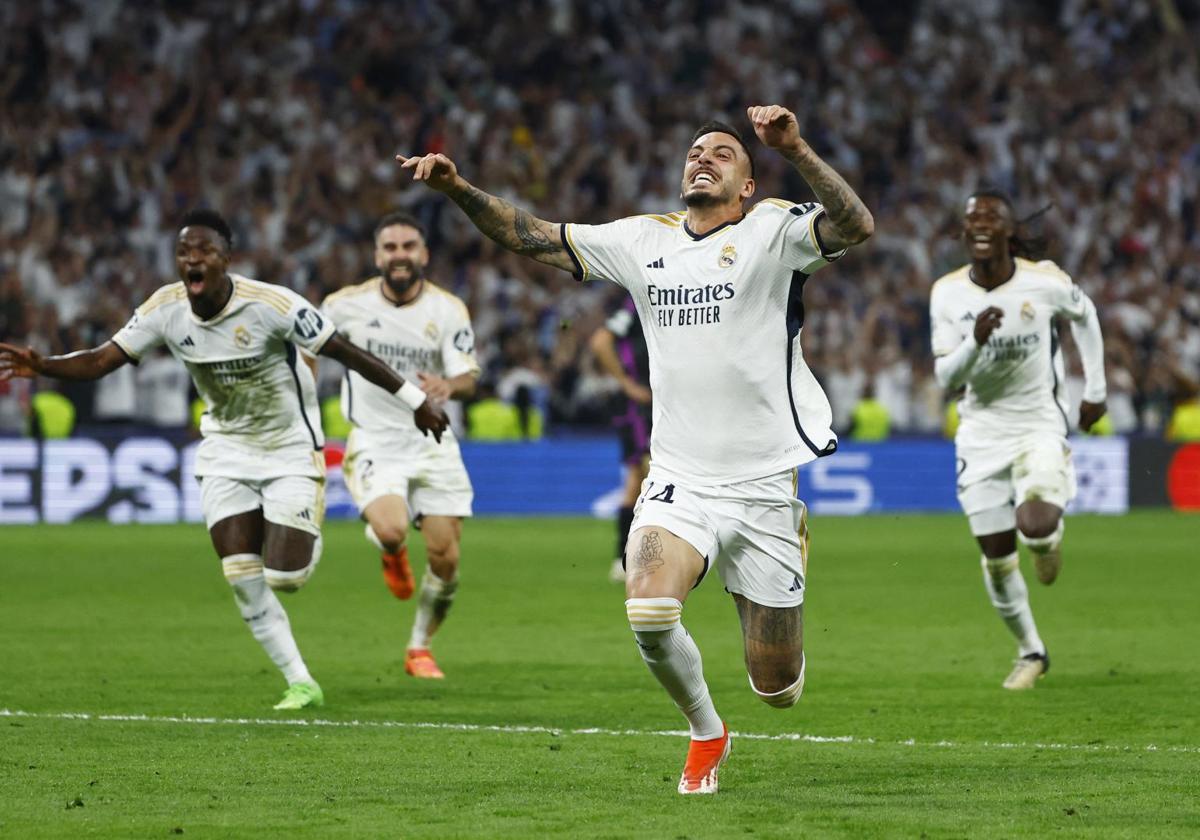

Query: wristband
left=397, top=381, right=427, bottom=410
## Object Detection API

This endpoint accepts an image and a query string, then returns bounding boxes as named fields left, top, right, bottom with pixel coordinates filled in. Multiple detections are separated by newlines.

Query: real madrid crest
left=425, top=321, right=439, bottom=341
left=234, top=325, right=252, bottom=348
left=1020, top=301, right=1035, bottom=322
left=719, top=243, right=737, bottom=269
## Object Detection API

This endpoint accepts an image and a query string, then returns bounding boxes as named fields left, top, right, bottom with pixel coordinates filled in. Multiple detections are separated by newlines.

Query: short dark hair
left=374, top=211, right=426, bottom=243
left=690, top=121, right=755, bottom=179
left=179, top=208, right=233, bottom=251
left=967, top=186, right=1052, bottom=260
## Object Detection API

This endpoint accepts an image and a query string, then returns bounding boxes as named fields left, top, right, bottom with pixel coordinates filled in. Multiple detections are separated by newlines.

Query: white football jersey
left=563, top=199, right=844, bottom=484
left=112, top=274, right=334, bottom=478
left=930, top=258, right=1096, bottom=460
left=321, top=278, right=479, bottom=448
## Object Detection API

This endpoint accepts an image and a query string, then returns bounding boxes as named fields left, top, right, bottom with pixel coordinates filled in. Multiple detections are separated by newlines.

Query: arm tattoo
left=783, top=148, right=873, bottom=246
left=631, top=531, right=665, bottom=575
left=449, top=184, right=562, bottom=257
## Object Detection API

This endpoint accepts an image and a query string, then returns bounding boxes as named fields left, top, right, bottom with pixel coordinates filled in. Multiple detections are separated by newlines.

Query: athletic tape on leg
left=222, top=553, right=264, bottom=584
left=626, top=597, right=682, bottom=632
left=1019, top=519, right=1064, bottom=553
left=749, top=656, right=806, bottom=709
left=265, top=562, right=316, bottom=592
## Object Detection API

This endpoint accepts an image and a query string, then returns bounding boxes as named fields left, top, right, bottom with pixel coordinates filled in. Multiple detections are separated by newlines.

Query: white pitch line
left=2, top=709, right=1196, bottom=755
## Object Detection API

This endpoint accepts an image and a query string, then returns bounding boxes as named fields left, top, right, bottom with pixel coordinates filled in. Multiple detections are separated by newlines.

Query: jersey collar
left=189, top=274, right=239, bottom=324
left=682, top=213, right=745, bottom=241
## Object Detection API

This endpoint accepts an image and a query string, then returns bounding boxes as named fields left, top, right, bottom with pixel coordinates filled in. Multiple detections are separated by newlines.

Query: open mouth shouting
left=186, top=268, right=207, bottom=294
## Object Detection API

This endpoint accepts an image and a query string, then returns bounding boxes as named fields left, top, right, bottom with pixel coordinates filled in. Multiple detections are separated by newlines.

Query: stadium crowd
left=1, top=0, right=1198, bottom=437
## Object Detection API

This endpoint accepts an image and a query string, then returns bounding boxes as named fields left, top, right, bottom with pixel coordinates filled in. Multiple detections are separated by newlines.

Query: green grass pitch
left=2, top=511, right=1198, bottom=838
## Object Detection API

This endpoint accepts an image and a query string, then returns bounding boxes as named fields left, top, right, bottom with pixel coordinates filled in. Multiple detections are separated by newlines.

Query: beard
left=382, top=261, right=424, bottom=298
left=681, top=183, right=729, bottom=208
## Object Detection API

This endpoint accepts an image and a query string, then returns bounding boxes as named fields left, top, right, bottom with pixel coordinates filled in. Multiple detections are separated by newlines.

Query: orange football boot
left=381, top=546, right=415, bottom=600
left=404, top=648, right=445, bottom=679
left=678, top=724, right=731, bottom=795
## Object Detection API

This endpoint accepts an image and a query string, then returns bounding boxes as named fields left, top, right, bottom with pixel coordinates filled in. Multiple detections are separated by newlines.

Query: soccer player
left=317, top=211, right=480, bottom=679
left=0, top=209, right=448, bottom=709
left=590, top=296, right=652, bottom=583
left=930, top=188, right=1107, bottom=690
left=398, top=103, right=874, bottom=794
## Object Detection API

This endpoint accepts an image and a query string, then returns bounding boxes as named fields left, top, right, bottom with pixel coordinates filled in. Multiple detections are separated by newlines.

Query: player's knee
left=264, top=534, right=321, bottom=592
left=1015, top=502, right=1060, bottom=540
left=264, top=561, right=316, bottom=592
left=749, top=659, right=806, bottom=709
left=426, top=542, right=460, bottom=577
left=371, top=521, right=408, bottom=551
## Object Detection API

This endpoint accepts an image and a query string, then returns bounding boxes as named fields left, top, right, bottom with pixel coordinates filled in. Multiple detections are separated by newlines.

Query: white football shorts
left=342, top=428, right=474, bottom=519
left=629, top=467, right=807, bottom=609
left=199, top=473, right=326, bottom=538
left=956, top=434, right=1077, bottom=535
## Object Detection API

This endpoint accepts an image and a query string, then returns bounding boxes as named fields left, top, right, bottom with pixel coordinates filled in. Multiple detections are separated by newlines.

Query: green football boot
left=273, top=680, right=324, bottom=711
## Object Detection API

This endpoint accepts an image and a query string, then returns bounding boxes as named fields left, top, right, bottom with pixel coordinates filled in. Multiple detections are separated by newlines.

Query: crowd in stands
left=2, top=0, right=1198, bottom=439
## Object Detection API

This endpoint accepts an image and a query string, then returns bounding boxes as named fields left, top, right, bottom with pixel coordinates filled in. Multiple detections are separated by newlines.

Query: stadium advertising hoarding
left=0, top=435, right=1143, bottom=524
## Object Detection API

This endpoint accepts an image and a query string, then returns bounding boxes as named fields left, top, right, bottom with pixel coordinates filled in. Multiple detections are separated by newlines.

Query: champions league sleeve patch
left=293, top=307, right=326, bottom=340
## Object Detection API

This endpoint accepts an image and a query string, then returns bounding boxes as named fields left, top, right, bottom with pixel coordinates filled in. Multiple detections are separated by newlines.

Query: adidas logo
left=645, top=258, right=665, bottom=269
left=788, top=576, right=802, bottom=592
left=298, top=509, right=312, bottom=521
left=368, top=319, right=382, bottom=328
left=180, top=336, right=195, bottom=347
left=960, top=312, right=976, bottom=322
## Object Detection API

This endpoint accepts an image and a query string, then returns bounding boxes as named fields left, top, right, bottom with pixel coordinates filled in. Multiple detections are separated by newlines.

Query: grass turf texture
left=1, top=512, right=1197, bottom=838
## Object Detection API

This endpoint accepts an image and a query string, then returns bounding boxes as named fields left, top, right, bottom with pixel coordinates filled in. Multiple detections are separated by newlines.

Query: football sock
left=617, top=505, right=635, bottom=559
left=626, top=597, right=724, bottom=740
left=222, top=554, right=313, bottom=685
left=408, top=571, right=458, bottom=649
left=1019, top=519, right=1064, bottom=555
left=980, top=553, right=1044, bottom=657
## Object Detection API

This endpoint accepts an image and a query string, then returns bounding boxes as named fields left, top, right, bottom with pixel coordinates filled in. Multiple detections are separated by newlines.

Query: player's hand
left=417, top=372, right=453, bottom=403
left=1078, top=400, right=1107, bottom=432
left=395, top=153, right=459, bottom=192
left=973, top=307, right=1004, bottom=345
left=746, top=105, right=806, bottom=154
left=413, top=400, right=449, bottom=443
left=0, top=343, right=42, bottom=380
left=623, top=380, right=652, bottom=405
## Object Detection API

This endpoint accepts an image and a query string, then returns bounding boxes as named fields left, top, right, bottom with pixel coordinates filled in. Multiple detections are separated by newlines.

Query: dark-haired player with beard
left=930, top=189, right=1107, bottom=690
left=0, top=209, right=448, bottom=710
left=317, top=212, right=480, bottom=680
left=397, top=104, right=873, bottom=793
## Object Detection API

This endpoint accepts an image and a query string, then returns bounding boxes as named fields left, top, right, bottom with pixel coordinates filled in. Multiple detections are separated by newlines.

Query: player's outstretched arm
left=396, top=153, right=576, bottom=274
left=319, top=333, right=449, bottom=442
left=0, top=341, right=128, bottom=382
left=747, top=105, right=874, bottom=253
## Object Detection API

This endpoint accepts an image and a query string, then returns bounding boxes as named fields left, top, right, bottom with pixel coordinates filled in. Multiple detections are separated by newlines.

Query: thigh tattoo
left=631, top=531, right=665, bottom=575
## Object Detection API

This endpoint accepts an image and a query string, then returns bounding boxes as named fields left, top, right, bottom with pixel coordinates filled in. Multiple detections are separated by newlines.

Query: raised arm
left=396, top=153, right=576, bottom=274
left=318, top=332, right=448, bottom=442
left=0, top=341, right=129, bottom=382
left=747, top=105, right=874, bottom=254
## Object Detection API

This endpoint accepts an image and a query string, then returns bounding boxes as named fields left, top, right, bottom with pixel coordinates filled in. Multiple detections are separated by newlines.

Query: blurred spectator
left=0, top=0, right=1197, bottom=436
